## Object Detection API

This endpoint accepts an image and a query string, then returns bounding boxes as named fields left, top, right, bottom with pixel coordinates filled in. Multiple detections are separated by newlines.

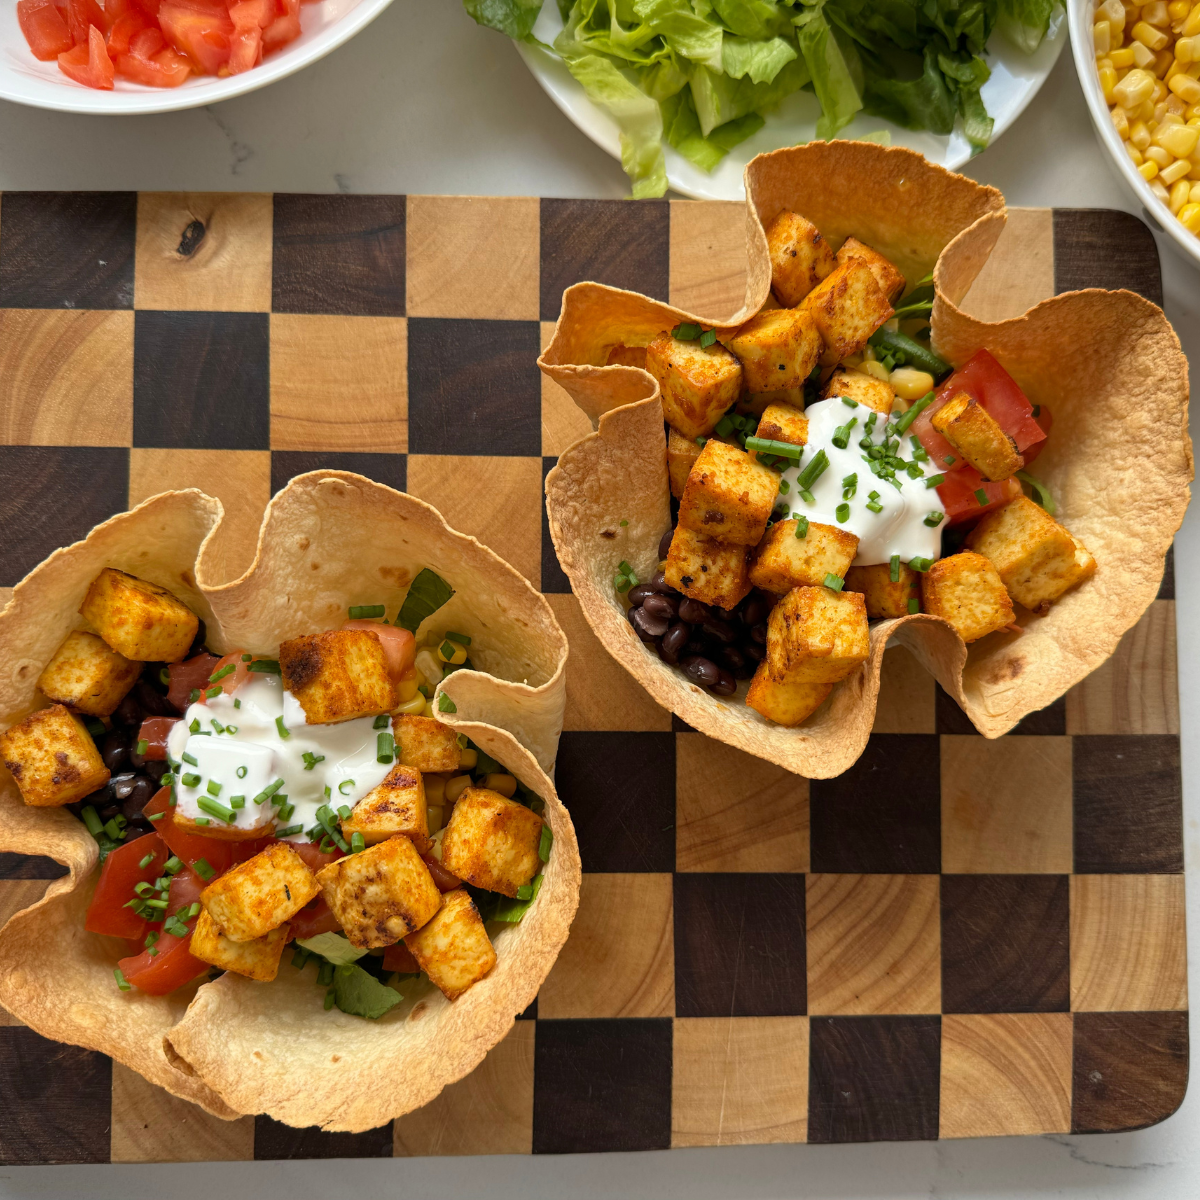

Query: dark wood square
left=517, top=997, right=538, bottom=1020
left=940, top=875, right=1070, bottom=1013
left=0, top=192, right=135, bottom=310
left=541, top=457, right=571, bottom=594
left=270, top=451, right=406, bottom=497
left=936, top=687, right=1065, bottom=735
left=253, top=1116, right=393, bottom=1159
left=1074, top=735, right=1183, bottom=873
left=673, top=874, right=806, bottom=1018
left=533, top=1018, right=672, bottom=1153
left=271, top=195, right=405, bottom=316
left=1158, top=545, right=1175, bottom=600
left=810, top=734, right=940, bottom=874
left=0, top=854, right=67, bottom=880
left=1053, top=209, right=1162, bottom=304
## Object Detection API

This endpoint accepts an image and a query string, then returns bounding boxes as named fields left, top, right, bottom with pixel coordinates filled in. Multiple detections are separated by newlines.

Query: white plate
left=519, top=8, right=1067, bottom=199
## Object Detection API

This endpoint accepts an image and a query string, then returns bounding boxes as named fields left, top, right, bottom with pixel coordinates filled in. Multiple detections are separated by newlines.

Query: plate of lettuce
left=465, top=0, right=1065, bottom=199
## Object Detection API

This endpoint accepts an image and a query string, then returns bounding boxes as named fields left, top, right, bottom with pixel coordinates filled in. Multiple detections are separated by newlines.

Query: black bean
left=110, top=772, right=139, bottom=801
left=627, top=584, right=657, bottom=606
left=646, top=571, right=677, bottom=595
left=630, top=605, right=670, bottom=640
left=744, top=642, right=766, bottom=663
left=99, top=803, right=121, bottom=823
left=701, top=619, right=738, bottom=644
left=114, top=693, right=144, bottom=728
left=740, top=596, right=769, bottom=627
left=121, top=777, right=157, bottom=822
left=681, top=656, right=721, bottom=687
left=657, top=622, right=688, bottom=665
left=102, top=730, right=131, bottom=773
left=719, top=646, right=753, bottom=677
left=135, top=679, right=176, bottom=717
left=750, top=623, right=768, bottom=645
left=122, top=826, right=152, bottom=844
left=642, top=593, right=678, bottom=621
left=187, top=619, right=208, bottom=657
left=678, top=598, right=710, bottom=624
left=145, top=761, right=169, bottom=783
left=658, top=527, right=675, bottom=561
left=711, top=670, right=738, bottom=697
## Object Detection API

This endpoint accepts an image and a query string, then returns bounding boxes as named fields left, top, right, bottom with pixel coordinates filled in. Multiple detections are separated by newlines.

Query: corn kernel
left=1133, top=20, right=1170, bottom=48
left=1154, top=100, right=1169, bottom=120
left=459, top=748, right=478, bottom=769
left=483, top=773, right=517, bottom=798
left=1128, top=142, right=1146, bottom=164
left=1186, top=4, right=1200, bottom=34
left=1179, top=201, right=1200, bottom=230
left=1170, top=71, right=1200, bottom=100
left=1168, top=94, right=1189, bottom=113
left=1144, top=0, right=1171, bottom=23
left=1167, top=59, right=1187, bottom=82
left=1095, top=20, right=1113, bottom=52
left=1138, top=96, right=1158, bottom=118
left=396, top=674, right=420, bottom=703
left=445, top=774, right=471, bottom=803
left=1103, top=0, right=1128, bottom=26
left=1163, top=156, right=1193, bottom=181
left=436, top=640, right=468, bottom=666
left=860, top=359, right=890, bottom=382
left=1155, top=50, right=1175, bottom=76
left=1162, top=112, right=1186, bottom=126
left=1178, top=35, right=1199, bottom=60
left=1140, top=158, right=1161, bottom=178
left=1100, top=64, right=1119, bottom=96
left=1146, top=144, right=1173, bottom=164
left=394, top=692, right=427, bottom=715
left=1158, top=120, right=1200, bottom=152
left=1112, top=46, right=1137, bottom=65
left=1170, top=176, right=1193, bottom=209
left=1115, top=65, right=1159, bottom=104
left=889, top=366, right=936, bottom=400
left=1131, top=118, right=1154, bottom=146
left=1170, top=0, right=1191, bottom=18
left=1151, top=178, right=1172, bottom=201
left=1132, top=40, right=1157, bottom=66
left=1113, top=105, right=1131, bottom=135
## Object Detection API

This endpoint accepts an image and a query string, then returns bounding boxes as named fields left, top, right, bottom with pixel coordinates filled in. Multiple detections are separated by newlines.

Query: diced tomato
left=340, top=621, right=416, bottom=684
left=421, top=854, right=462, bottom=894
left=289, top=840, right=344, bottom=873
left=1021, top=404, right=1053, bottom=465
left=288, top=895, right=342, bottom=939
left=58, top=23, right=114, bottom=87
left=66, top=0, right=109, bottom=43
left=262, top=0, right=299, bottom=50
left=206, top=650, right=252, bottom=697
left=18, top=0, right=74, bottom=60
left=136, top=716, right=178, bottom=760
left=143, top=787, right=266, bottom=876
left=935, top=472, right=1022, bottom=526
left=85, top=832, right=169, bottom=939
left=118, top=926, right=207, bottom=995
left=382, top=941, right=420, bottom=973
left=158, top=0, right=231, bottom=74
left=132, top=0, right=160, bottom=15
left=117, top=36, right=189, bottom=84
left=167, top=651, right=220, bottom=713
left=106, top=11, right=146, bottom=56
left=104, top=0, right=142, bottom=18
left=167, top=863, right=207, bottom=915
left=226, top=24, right=260, bottom=73
left=129, top=23, right=164, bottom=54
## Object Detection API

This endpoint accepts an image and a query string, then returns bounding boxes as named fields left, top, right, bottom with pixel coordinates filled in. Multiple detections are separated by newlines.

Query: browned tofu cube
left=317, top=835, right=441, bottom=948
left=822, top=367, right=896, bottom=415
left=765, top=586, right=869, bottom=684
left=279, top=629, right=398, bottom=724
left=802, top=261, right=894, bottom=365
left=174, top=811, right=276, bottom=842
left=189, top=909, right=289, bottom=982
left=664, top=525, right=751, bottom=610
left=36, top=630, right=140, bottom=717
left=645, top=331, right=743, bottom=440
left=836, top=236, right=906, bottom=303
left=766, top=210, right=837, bottom=306
left=606, top=344, right=647, bottom=369
left=79, top=568, right=199, bottom=663
left=441, top=786, right=544, bottom=898
left=678, top=440, right=778, bottom=546
left=404, top=888, right=497, bottom=1001
left=921, top=552, right=1015, bottom=642
left=737, top=387, right=805, bottom=417
left=667, top=425, right=703, bottom=499
left=754, top=403, right=809, bottom=448
left=965, top=496, right=1097, bottom=614
left=0, top=704, right=109, bottom=807
left=931, top=392, right=1023, bottom=482
left=393, top=713, right=461, bottom=773
left=745, top=662, right=832, bottom=726
left=200, top=842, right=320, bottom=942
left=342, top=764, right=429, bottom=848
left=749, top=520, right=858, bottom=594
left=722, top=307, right=823, bottom=393
left=844, top=562, right=921, bottom=618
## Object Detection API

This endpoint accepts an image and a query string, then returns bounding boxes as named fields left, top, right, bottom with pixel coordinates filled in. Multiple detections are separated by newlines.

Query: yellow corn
left=1114, top=66, right=1158, bottom=105
left=426, top=804, right=444, bottom=834
left=483, top=773, right=517, bottom=798
left=1102, top=0, right=1128, bottom=26
left=1137, top=96, right=1157, bottom=119
left=1133, top=20, right=1170, bottom=49
left=1169, top=176, right=1192, bottom=209
left=1168, top=94, right=1189, bottom=113
left=1146, top=144, right=1172, bottom=165
left=459, top=748, right=478, bottom=769
left=1158, top=119, right=1200, bottom=152
left=1186, top=4, right=1200, bottom=35
left=396, top=674, right=420, bottom=703
left=1177, top=35, right=1199, bottom=60
left=1154, top=100, right=1170, bottom=121
left=1144, top=0, right=1171, bottom=23
left=1131, top=39, right=1157, bottom=67
left=889, top=367, right=936, bottom=400
left=1112, top=106, right=1131, bottom=136
left=1095, top=21, right=1113, bottom=52
left=1099, top=64, right=1119, bottom=98
left=424, top=774, right=446, bottom=804
left=395, top=692, right=426, bottom=715
left=1111, top=46, right=1137, bottom=65
left=1130, top=118, right=1153, bottom=147
left=1167, top=58, right=1187, bottom=82
left=860, top=360, right=890, bottom=382
left=1190, top=181, right=1200, bottom=200
left=1140, top=159, right=1161, bottom=178
left=436, top=639, right=468, bottom=666
left=1170, top=0, right=1191, bottom=18
left=1179, top=201, right=1200, bottom=230
left=1127, top=142, right=1146, bottom=164
left=1171, top=71, right=1200, bottom=100
left=445, top=774, right=472, bottom=803
left=1151, top=178, right=1172, bottom=202
left=1162, top=156, right=1193, bottom=182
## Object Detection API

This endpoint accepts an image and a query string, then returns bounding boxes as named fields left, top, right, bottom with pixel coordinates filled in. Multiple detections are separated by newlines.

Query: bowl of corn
left=1073, top=0, right=1200, bottom=266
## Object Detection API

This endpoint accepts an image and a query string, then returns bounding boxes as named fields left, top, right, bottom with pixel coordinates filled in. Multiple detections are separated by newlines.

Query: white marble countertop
left=0, top=2, right=1196, bottom=1197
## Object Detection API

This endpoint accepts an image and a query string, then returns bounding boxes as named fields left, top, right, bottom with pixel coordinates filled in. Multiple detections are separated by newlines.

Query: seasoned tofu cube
left=0, top=704, right=109, bottom=807
left=201, top=842, right=320, bottom=942
left=822, top=367, right=895, bottom=415
left=441, top=786, right=544, bottom=899
left=745, top=661, right=832, bottom=726
left=664, top=525, right=751, bottom=610
left=393, top=713, right=461, bottom=773
left=189, top=909, right=289, bottom=982
left=765, top=586, right=869, bottom=684
left=606, top=344, right=647, bottom=369
left=921, top=551, right=1015, bottom=642
left=667, top=425, right=703, bottom=499
left=316, top=835, right=442, bottom=949
left=678, top=440, right=778, bottom=546
left=404, top=888, right=497, bottom=1001
left=965, top=496, right=1097, bottom=614
left=749, top=520, right=858, bottom=594
left=930, top=392, right=1023, bottom=482
left=36, top=630, right=140, bottom=717
left=342, top=764, right=429, bottom=848
left=844, top=562, right=921, bottom=619
left=836, top=236, right=906, bottom=303
left=802, top=261, right=894, bottom=365
left=645, top=331, right=743, bottom=440
left=754, top=403, right=809, bottom=448
left=79, top=568, right=199, bottom=663
left=279, top=629, right=398, bottom=724
left=722, top=307, right=823, bottom=393
left=766, top=210, right=837, bottom=306
left=738, top=387, right=805, bottom=417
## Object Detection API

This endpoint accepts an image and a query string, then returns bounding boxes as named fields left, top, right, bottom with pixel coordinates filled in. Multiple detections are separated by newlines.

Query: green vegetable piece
left=539, top=824, right=553, bottom=863
left=397, top=568, right=456, bottom=634
left=438, top=693, right=457, bottom=714
left=331, top=963, right=404, bottom=1020
left=297, top=932, right=367, bottom=967
left=348, top=604, right=386, bottom=620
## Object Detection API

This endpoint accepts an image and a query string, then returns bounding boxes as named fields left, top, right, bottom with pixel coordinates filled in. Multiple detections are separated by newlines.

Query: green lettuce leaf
left=297, top=933, right=367, bottom=966
left=397, top=568, right=455, bottom=634
left=722, top=34, right=797, bottom=84
left=689, top=54, right=810, bottom=136
left=862, top=44, right=955, bottom=136
left=712, top=0, right=787, bottom=39
left=996, top=0, right=1061, bottom=55
left=794, top=5, right=862, bottom=140
left=463, top=0, right=544, bottom=39
left=662, top=89, right=764, bottom=171
left=332, top=963, right=404, bottom=1020
left=632, top=0, right=723, bottom=70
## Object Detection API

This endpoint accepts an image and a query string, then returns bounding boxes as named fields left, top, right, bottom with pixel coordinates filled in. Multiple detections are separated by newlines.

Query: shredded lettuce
left=397, top=568, right=455, bottom=634
left=297, top=932, right=367, bottom=966
left=331, top=963, right=404, bottom=1020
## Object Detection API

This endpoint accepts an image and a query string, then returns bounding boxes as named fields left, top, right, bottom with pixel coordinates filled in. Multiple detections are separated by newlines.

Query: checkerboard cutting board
left=0, top=194, right=1185, bottom=1161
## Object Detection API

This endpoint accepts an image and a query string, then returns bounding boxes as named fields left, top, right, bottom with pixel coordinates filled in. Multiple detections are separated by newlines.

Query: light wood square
left=1071, top=874, right=1188, bottom=1012
left=394, top=1022, right=533, bottom=1156
left=958, top=208, right=1055, bottom=324
left=669, top=200, right=747, bottom=320
left=269, top=314, right=407, bottom=452
left=0, top=309, right=132, bottom=446
left=941, top=735, right=1072, bottom=874
left=940, top=1013, right=1072, bottom=1139
left=129, top=449, right=270, bottom=583
left=872, top=646, right=936, bottom=733
left=539, top=873, right=673, bottom=1019
left=807, top=874, right=941, bottom=1016
left=676, top=735, right=808, bottom=872
left=541, top=320, right=594, bottom=456
left=406, top=196, right=539, bottom=321
left=135, top=193, right=272, bottom=312
left=405, top=455, right=541, bottom=587
left=672, top=1017, right=808, bottom=1147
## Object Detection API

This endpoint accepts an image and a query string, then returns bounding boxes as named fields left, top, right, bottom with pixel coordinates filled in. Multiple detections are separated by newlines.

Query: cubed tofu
left=316, top=835, right=442, bottom=949
left=0, top=704, right=109, bottom=807
left=930, top=392, right=1023, bottom=482
left=201, top=842, right=320, bottom=942
left=822, top=367, right=896, bottom=415
left=279, top=629, right=398, bottom=724
left=802, top=261, right=894, bottom=365
left=667, top=425, right=703, bottom=499
left=844, top=562, right=921, bottom=619
left=766, top=210, right=837, bottom=306
left=678, top=440, right=778, bottom=546
left=441, top=786, right=544, bottom=899
left=765, top=586, right=869, bottom=684
left=342, top=764, right=429, bottom=848
left=645, top=331, right=743, bottom=440
left=749, top=520, right=858, bottom=594
left=79, top=568, right=199, bottom=663
left=606, top=344, right=647, bottom=369
left=174, top=812, right=276, bottom=841
left=836, top=236, right=906, bottom=303
left=404, top=888, right=497, bottom=1001
left=737, top=387, right=805, bottom=417
left=920, top=551, right=1016, bottom=642
left=722, top=307, right=823, bottom=393
left=394, top=713, right=461, bottom=773
left=754, top=403, right=809, bottom=448
left=664, top=525, right=751, bottom=610
left=965, top=496, right=1097, bottom=614
left=36, top=630, right=140, bottom=717
left=189, top=909, right=289, bottom=982
left=745, top=661, right=832, bottom=726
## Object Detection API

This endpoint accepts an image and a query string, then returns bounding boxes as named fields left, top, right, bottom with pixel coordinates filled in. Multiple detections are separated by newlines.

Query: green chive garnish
left=276, top=824, right=303, bottom=837
left=189, top=689, right=201, bottom=704
left=824, top=573, right=844, bottom=591
left=890, top=554, right=901, bottom=583
left=539, top=825, right=553, bottom=863
left=924, top=474, right=945, bottom=489
left=252, top=778, right=285, bottom=805
left=147, top=811, right=165, bottom=822
left=842, top=396, right=858, bottom=407
left=835, top=503, right=850, bottom=523
left=943, top=455, right=956, bottom=465
left=114, top=967, right=131, bottom=991
left=182, top=751, right=198, bottom=766
left=516, top=882, right=534, bottom=901
left=194, top=817, right=210, bottom=825
left=206, top=779, right=221, bottom=796
left=230, top=795, right=245, bottom=809
left=198, top=797, right=235, bottom=824
left=164, top=856, right=182, bottom=875
left=745, top=436, right=803, bottom=461
left=241, top=654, right=252, bottom=662
left=373, top=715, right=389, bottom=729
left=831, top=418, right=858, bottom=450
left=439, top=640, right=457, bottom=660
left=209, top=664, right=236, bottom=683
left=350, top=832, right=365, bottom=853
left=338, top=779, right=356, bottom=795
left=194, top=859, right=215, bottom=881
left=377, top=732, right=395, bottom=763
left=908, top=557, right=934, bottom=572
left=210, top=718, right=225, bottom=734
left=337, top=804, right=352, bottom=821
left=138, top=851, right=155, bottom=869
left=81, top=806, right=104, bottom=836
left=302, top=751, right=325, bottom=770
left=924, top=512, right=944, bottom=527
left=799, top=489, right=815, bottom=504
left=866, top=498, right=883, bottom=513
left=236, top=765, right=248, bottom=779
left=794, top=516, right=809, bottom=539
left=277, top=803, right=295, bottom=822
left=248, top=659, right=281, bottom=675
left=907, top=598, right=920, bottom=614
left=275, top=716, right=290, bottom=739
left=974, top=488, right=989, bottom=505
left=445, top=631, right=471, bottom=646
left=188, top=720, right=200, bottom=735
left=348, top=604, right=386, bottom=620
left=233, top=698, right=241, bottom=709
left=672, top=322, right=702, bottom=340
left=797, top=449, right=829, bottom=491
left=438, top=694, right=457, bottom=714
left=144, top=898, right=168, bottom=910
left=136, top=739, right=149, bottom=757
left=894, top=393, right=934, bottom=435
left=181, top=773, right=201, bottom=788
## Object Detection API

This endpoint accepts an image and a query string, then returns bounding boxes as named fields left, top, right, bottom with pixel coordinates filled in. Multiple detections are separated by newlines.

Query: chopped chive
left=835, top=503, right=850, bottom=523
left=516, top=882, right=534, bottom=901
left=186, top=902, right=201, bottom=918
left=841, top=396, right=858, bottom=407
left=373, top=715, right=389, bottom=729
left=890, top=554, right=901, bottom=583
left=437, top=693, right=457, bottom=714
left=302, top=751, right=326, bottom=770
left=275, top=716, right=290, bottom=739
left=236, top=765, right=248, bottom=779
left=230, top=795, right=245, bottom=809
left=831, top=418, right=858, bottom=450
left=337, top=804, right=352, bottom=821
left=209, top=664, right=236, bottom=683
left=114, top=967, right=131, bottom=992
left=277, top=802, right=295, bottom=822
left=233, top=698, right=241, bottom=709
left=197, top=797, right=235, bottom=824
left=745, top=436, right=802, bottom=461
left=699, top=329, right=717, bottom=347
left=206, top=779, right=221, bottom=796
left=350, top=832, right=365, bottom=853
left=539, top=825, right=553, bottom=863
left=824, top=573, right=844, bottom=591
left=248, top=659, right=281, bottom=675
left=189, top=690, right=200, bottom=704
left=193, top=817, right=210, bottom=825
left=136, top=739, right=149, bottom=757
left=910, top=437, right=929, bottom=463
left=188, top=720, right=200, bottom=735
left=143, top=898, right=168, bottom=910
left=348, top=604, right=387, bottom=620
left=82, top=805, right=104, bottom=836
left=799, top=488, right=815, bottom=504
left=796, top=449, right=829, bottom=491
left=194, top=859, right=215, bottom=881
left=181, top=751, right=198, bottom=766
left=866, top=498, right=884, bottom=513
left=323, top=786, right=332, bottom=800
left=694, top=436, right=707, bottom=447
left=907, top=597, right=920, bottom=614
left=377, top=731, right=395, bottom=763
left=241, top=653, right=252, bottom=662
left=276, top=824, right=303, bottom=837
left=974, top=488, right=989, bottom=505
left=210, top=718, right=225, bottom=734
left=318, top=835, right=335, bottom=853
left=908, top=557, right=934, bottom=573
left=620, top=519, right=628, bottom=527
left=793, top=515, right=809, bottom=539
left=164, top=856, right=182, bottom=875
left=778, top=479, right=790, bottom=495
left=181, top=773, right=201, bottom=788
left=943, top=455, right=956, bottom=465
left=252, top=778, right=285, bottom=805
left=147, top=811, right=165, bottom=822
left=338, top=779, right=356, bottom=795
left=672, top=322, right=702, bottom=340
left=271, top=792, right=288, bottom=807
left=138, top=851, right=155, bottom=869
left=924, top=511, right=944, bottom=527
left=144, top=930, right=159, bottom=947
left=894, top=393, right=934, bottom=435
left=445, top=631, right=472, bottom=646
left=134, top=882, right=153, bottom=897
left=159, top=667, right=171, bottom=686
left=439, top=640, right=458, bottom=660
left=924, top=474, right=945, bottom=489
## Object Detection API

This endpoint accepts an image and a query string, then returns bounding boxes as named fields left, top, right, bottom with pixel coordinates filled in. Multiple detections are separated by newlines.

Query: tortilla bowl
left=541, top=141, right=1191, bottom=778
left=0, top=471, right=579, bottom=1131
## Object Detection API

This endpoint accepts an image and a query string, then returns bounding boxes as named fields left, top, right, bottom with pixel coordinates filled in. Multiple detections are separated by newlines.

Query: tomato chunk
left=167, top=651, right=220, bottom=713
left=158, top=0, right=231, bottom=74
left=85, top=832, right=169, bottom=939
left=136, top=716, right=178, bottom=760
left=289, top=895, right=342, bottom=939
left=116, top=39, right=190, bottom=85
left=58, top=23, right=114, bottom=88
left=289, top=840, right=343, bottom=873
left=143, top=786, right=269, bottom=876
left=382, top=941, right=420, bottom=974
left=207, top=651, right=251, bottom=697
left=421, top=853, right=462, bottom=894
left=18, top=0, right=74, bottom=61
left=340, top=621, right=415, bottom=684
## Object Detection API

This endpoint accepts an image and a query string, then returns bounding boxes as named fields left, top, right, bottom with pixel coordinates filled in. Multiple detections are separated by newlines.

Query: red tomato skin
left=421, top=853, right=462, bottom=894
left=85, top=832, right=169, bottom=939
left=158, top=0, right=231, bottom=74
left=143, top=786, right=243, bottom=876
left=938, top=472, right=1022, bottom=526
left=1021, top=404, right=1053, bottom=465
left=136, top=716, right=178, bottom=760
left=208, top=651, right=251, bottom=697
left=106, top=11, right=146, bottom=56
left=66, top=0, right=109, bottom=44
left=166, top=651, right=220, bottom=713
left=382, top=941, right=420, bottom=973
left=262, top=0, right=299, bottom=49
left=58, top=22, right=114, bottom=87
left=116, top=40, right=189, bottom=85
left=18, top=0, right=74, bottom=60
left=288, top=896, right=342, bottom=939
left=340, top=621, right=416, bottom=683
left=289, top=841, right=343, bottom=873
left=119, top=930, right=207, bottom=995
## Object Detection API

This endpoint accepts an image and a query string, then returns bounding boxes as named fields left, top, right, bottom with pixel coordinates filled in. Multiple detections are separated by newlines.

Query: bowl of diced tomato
left=4, top=0, right=392, bottom=113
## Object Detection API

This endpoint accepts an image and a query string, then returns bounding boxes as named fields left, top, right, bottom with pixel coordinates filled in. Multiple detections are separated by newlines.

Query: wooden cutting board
left=0, top=194, right=1185, bottom=1162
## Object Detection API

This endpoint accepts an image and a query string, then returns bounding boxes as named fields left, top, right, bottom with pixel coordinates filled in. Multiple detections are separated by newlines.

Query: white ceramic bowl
left=1070, top=0, right=1200, bottom=269
left=0, top=0, right=392, bottom=114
